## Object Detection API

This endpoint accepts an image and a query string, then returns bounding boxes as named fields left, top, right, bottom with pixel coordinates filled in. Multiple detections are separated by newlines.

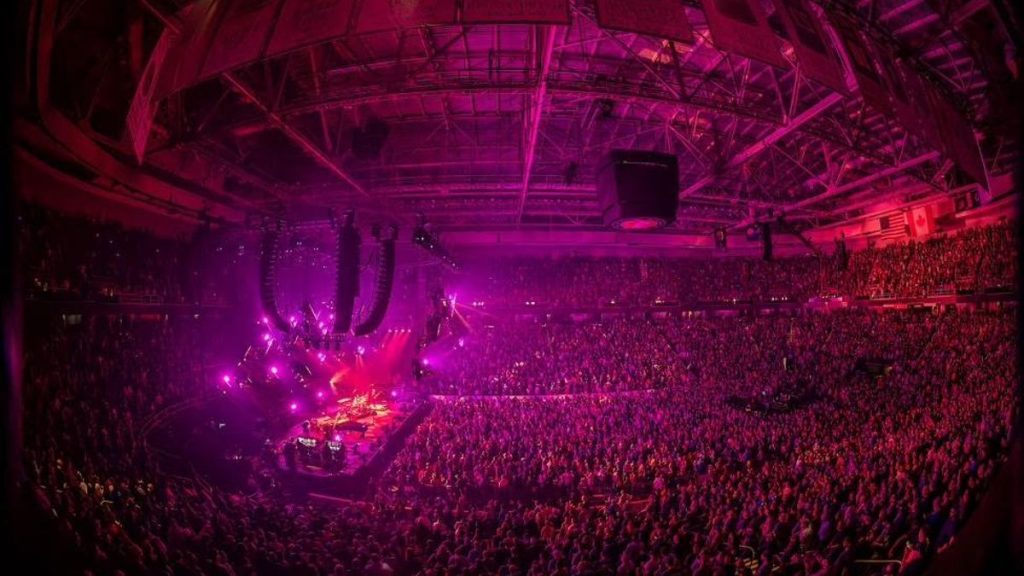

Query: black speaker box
left=597, top=150, right=679, bottom=230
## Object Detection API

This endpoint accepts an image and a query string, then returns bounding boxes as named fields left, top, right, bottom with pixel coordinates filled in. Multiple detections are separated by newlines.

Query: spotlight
left=289, top=402, right=298, bottom=412
left=317, top=391, right=324, bottom=399
left=357, top=345, right=365, bottom=355
left=222, top=375, right=232, bottom=384
left=270, top=366, right=279, bottom=376
left=333, top=434, right=342, bottom=442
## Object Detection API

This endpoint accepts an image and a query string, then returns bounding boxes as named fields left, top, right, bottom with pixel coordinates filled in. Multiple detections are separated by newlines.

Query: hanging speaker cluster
left=353, top=225, right=397, bottom=336
left=260, top=224, right=289, bottom=332
left=332, top=212, right=361, bottom=334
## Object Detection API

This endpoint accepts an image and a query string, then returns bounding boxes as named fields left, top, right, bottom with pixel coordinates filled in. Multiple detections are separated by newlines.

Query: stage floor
left=276, top=395, right=417, bottom=477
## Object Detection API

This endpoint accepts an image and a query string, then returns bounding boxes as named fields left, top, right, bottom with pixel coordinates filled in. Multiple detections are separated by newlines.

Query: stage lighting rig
left=412, top=221, right=459, bottom=271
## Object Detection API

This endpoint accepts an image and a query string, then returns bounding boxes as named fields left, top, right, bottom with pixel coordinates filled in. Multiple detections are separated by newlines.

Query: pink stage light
left=317, top=390, right=324, bottom=399
left=222, top=375, right=231, bottom=384
left=289, top=402, right=298, bottom=412
left=262, top=316, right=268, bottom=324
left=333, top=434, right=342, bottom=442
left=270, top=366, right=279, bottom=375
left=357, top=345, right=365, bottom=355
left=421, top=358, right=430, bottom=366
left=263, top=333, right=271, bottom=342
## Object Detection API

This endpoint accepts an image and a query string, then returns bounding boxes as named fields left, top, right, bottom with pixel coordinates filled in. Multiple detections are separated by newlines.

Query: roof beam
left=786, top=151, right=940, bottom=212
left=679, top=92, right=843, bottom=199
left=515, top=26, right=558, bottom=222
left=222, top=73, right=368, bottom=197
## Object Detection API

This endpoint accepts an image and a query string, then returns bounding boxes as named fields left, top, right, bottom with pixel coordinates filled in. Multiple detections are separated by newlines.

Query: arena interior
left=5, top=0, right=1024, bottom=574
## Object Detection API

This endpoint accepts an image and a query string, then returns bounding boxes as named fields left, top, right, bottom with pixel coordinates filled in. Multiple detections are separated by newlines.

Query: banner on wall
left=594, top=0, right=694, bottom=44
left=266, top=0, right=357, bottom=58
left=354, top=0, right=457, bottom=35
left=771, top=0, right=845, bottom=93
left=462, top=0, right=570, bottom=25
left=200, top=0, right=283, bottom=79
left=699, top=0, right=789, bottom=68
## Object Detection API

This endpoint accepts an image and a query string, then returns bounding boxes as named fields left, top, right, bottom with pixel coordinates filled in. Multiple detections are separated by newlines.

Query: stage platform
left=275, top=394, right=429, bottom=497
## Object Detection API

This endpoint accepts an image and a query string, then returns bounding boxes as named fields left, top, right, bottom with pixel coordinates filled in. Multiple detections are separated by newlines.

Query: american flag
left=876, top=210, right=909, bottom=240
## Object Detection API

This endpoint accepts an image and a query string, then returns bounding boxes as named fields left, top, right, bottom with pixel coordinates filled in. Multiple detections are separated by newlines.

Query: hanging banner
left=897, top=61, right=944, bottom=151
left=872, top=50, right=925, bottom=139
left=699, top=0, right=789, bottom=69
left=354, top=0, right=457, bottom=34
left=127, top=29, right=172, bottom=164
left=771, top=0, right=845, bottom=93
left=595, top=0, right=694, bottom=44
left=200, top=0, right=283, bottom=79
left=153, top=1, right=221, bottom=99
left=266, top=0, right=357, bottom=58
left=830, top=14, right=888, bottom=113
left=462, top=0, right=570, bottom=24
left=925, top=87, right=988, bottom=188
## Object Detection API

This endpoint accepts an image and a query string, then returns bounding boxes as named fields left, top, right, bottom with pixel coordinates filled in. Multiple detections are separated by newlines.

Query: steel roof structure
left=17, top=0, right=1022, bottom=243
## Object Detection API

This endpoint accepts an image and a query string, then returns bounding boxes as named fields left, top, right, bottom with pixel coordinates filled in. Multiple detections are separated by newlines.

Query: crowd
left=16, top=204, right=246, bottom=305
left=423, top=316, right=690, bottom=395
left=14, top=205, right=1018, bottom=575
left=457, top=221, right=1017, bottom=307
left=19, top=305, right=1017, bottom=575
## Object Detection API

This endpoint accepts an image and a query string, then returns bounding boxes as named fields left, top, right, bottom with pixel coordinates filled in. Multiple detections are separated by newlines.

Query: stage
left=275, top=393, right=429, bottom=497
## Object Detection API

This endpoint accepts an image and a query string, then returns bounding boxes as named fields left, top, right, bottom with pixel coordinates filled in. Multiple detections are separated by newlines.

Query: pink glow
left=357, top=345, right=365, bottom=355
left=270, top=366, right=279, bottom=375
left=333, top=434, right=342, bottom=442
left=263, top=333, right=271, bottom=342
left=317, top=390, right=324, bottom=399
left=222, top=375, right=231, bottom=384
left=289, top=402, right=298, bottom=412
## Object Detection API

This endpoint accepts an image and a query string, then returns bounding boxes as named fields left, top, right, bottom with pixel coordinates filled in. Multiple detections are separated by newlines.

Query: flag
left=909, top=205, right=934, bottom=237
left=877, top=210, right=908, bottom=240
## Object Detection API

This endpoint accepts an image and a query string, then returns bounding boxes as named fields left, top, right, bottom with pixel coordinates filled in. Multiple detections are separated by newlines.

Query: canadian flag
left=909, top=205, right=934, bottom=237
